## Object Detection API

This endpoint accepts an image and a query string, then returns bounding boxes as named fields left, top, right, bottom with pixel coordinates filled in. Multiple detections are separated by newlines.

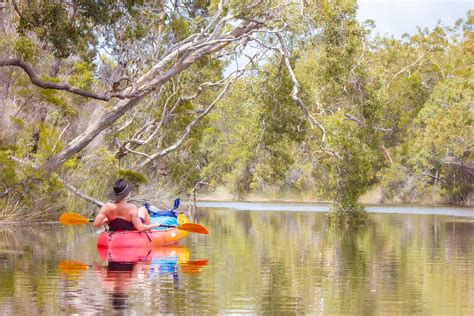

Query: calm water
left=1, top=204, right=474, bottom=314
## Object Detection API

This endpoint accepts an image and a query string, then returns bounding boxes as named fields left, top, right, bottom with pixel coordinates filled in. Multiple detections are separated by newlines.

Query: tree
left=0, top=0, right=323, bottom=217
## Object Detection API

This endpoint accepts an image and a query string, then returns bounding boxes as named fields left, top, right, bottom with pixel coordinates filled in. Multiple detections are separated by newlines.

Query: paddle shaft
left=89, top=219, right=187, bottom=229
left=60, top=213, right=208, bottom=234
left=160, top=224, right=181, bottom=228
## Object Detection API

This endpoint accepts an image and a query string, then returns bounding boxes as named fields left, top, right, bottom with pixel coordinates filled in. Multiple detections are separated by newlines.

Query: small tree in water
left=328, top=148, right=371, bottom=226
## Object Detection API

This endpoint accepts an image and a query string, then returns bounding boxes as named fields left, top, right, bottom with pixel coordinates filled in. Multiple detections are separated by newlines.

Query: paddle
left=59, top=258, right=208, bottom=275
left=171, top=198, right=180, bottom=211
left=59, top=213, right=209, bottom=234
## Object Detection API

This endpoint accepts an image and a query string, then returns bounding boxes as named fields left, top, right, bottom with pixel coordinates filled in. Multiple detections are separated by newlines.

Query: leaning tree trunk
left=41, top=20, right=260, bottom=172
left=0, top=2, right=13, bottom=136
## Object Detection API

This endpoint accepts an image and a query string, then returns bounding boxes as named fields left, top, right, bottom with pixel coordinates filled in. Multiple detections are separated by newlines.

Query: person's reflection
left=93, top=245, right=207, bottom=311
left=93, top=260, right=144, bottom=311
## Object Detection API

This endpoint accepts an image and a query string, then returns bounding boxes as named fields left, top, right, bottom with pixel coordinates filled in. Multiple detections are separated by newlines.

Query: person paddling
left=93, top=179, right=161, bottom=232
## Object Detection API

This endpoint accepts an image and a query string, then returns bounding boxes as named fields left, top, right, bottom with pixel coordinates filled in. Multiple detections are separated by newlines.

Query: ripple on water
left=1, top=209, right=474, bottom=314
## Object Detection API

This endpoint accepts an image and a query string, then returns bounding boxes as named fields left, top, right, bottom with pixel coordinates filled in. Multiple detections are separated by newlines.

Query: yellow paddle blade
left=177, top=223, right=209, bottom=235
left=180, top=259, right=208, bottom=274
left=59, top=213, right=90, bottom=225
left=58, top=260, right=89, bottom=278
left=59, top=260, right=89, bottom=272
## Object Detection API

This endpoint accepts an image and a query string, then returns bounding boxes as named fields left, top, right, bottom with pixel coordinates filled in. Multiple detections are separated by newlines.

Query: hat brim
left=108, top=184, right=134, bottom=202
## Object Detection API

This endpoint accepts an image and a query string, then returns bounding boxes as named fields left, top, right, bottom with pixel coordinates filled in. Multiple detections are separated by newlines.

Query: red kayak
left=97, top=244, right=191, bottom=262
left=97, top=214, right=189, bottom=248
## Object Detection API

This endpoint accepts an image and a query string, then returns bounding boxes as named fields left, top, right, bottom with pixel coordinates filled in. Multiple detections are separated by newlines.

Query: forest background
left=0, top=0, right=472, bottom=224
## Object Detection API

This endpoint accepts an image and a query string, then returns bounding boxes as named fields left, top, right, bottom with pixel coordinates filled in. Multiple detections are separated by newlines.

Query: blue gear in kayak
left=144, top=199, right=179, bottom=230
left=144, top=202, right=177, bottom=217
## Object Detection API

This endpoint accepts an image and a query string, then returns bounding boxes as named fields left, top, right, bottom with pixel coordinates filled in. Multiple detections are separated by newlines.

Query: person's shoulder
left=128, top=205, right=139, bottom=217
left=101, top=202, right=116, bottom=211
left=127, top=202, right=138, bottom=211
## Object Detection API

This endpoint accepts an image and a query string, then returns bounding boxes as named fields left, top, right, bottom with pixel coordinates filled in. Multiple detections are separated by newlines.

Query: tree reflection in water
left=1, top=211, right=474, bottom=314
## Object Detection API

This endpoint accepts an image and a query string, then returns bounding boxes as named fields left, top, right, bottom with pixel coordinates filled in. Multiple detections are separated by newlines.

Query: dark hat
left=108, top=179, right=134, bottom=202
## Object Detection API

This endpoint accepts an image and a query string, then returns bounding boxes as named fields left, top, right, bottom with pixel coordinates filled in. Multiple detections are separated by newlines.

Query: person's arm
left=131, top=209, right=161, bottom=232
left=93, top=206, right=109, bottom=228
left=137, top=206, right=151, bottom=224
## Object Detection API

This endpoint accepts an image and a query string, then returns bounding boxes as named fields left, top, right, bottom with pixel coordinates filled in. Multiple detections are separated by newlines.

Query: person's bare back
left=102, top=201, right=137, bottom=222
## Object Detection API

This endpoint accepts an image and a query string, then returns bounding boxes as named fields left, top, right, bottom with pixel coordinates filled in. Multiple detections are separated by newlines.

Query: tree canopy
left=0, top=1, right=472, bottom=224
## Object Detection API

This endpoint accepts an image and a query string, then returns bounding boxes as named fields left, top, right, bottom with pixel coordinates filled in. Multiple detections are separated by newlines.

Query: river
left=1, top=202, right=474, bottom=314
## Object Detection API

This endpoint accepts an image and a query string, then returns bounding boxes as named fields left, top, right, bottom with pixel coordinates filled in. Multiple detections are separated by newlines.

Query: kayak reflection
left=94, top=245, right=208, bottom=311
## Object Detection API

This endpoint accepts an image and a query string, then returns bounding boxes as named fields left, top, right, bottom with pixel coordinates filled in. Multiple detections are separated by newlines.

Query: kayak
left=97, top=244, right=190, bottom=263
left=97, top=214, right=189, bottom=248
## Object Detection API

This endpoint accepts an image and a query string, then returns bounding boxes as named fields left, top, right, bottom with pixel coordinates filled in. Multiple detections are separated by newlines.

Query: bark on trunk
left=0, top=3, right=12, bottom=140
left=40, top=20, right=260, bottom=172
left=42, top=97, right=141, bottom=171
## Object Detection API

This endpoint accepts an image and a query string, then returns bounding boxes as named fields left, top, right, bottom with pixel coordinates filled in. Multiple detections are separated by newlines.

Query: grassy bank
left=199, top=187, right=473, bottom=207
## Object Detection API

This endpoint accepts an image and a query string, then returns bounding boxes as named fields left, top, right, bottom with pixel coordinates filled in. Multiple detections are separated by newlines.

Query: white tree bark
left=40, top=19, right=261, bottom=171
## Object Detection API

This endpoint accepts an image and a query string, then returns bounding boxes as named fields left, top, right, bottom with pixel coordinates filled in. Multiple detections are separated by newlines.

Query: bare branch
left=349, top=41, right=366, bottom=76
left=116, top=92, right=160, bottom=133
left=344, top=114, right=365, bottom=127
left=0, top=59, right=137, bottom=101
left=276, top=34, right=329, bottom=145
left=116, top=70, right=244, bottom=159
left=51, top=122, right=70, bottom=153
left=21, top=16, right=261, bottom=172
left=422, top=172, right=446, bottom=184
left=136, top=73, right=241, bottom=169
left=63, top=182, right=104, bottom=207
left=198, top=0, right=226, bottom=40
left=389, top=55, right=424, bottom=87
left=345, top=114, right=392, bottom=132
left=380, top=144, right=393, bottom=164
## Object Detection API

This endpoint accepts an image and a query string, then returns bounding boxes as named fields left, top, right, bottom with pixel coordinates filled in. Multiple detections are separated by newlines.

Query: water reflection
left=1, top=209, right=474, bottom=314
left=59, top=245, right=208, bottom=312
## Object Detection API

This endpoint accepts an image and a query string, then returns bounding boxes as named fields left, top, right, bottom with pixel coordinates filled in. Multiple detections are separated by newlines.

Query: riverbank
left=199, top=187, right=473, bottom=207
left=196, top=201, right=474, bottom=217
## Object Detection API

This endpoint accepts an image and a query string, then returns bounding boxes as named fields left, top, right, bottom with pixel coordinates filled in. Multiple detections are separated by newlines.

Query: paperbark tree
left=0, top=0, right=305, bottom=204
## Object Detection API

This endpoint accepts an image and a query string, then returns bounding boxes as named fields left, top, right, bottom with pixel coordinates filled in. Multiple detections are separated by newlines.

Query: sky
left=357, top=0, right=472, bottom=37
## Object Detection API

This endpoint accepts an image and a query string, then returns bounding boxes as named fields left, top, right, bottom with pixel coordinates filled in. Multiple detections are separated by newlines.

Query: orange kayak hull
left=97, top=214, right=189, bottom=249
left=96, top=244, right=190, bottom=262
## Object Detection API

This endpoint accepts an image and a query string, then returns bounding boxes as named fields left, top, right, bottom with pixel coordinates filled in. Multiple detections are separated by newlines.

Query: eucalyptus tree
left=202, top=0, right=387, bottom=224
left=0, top=0, right=327, bottom=215
left=373, top=17, right=474, bottom=205
left=0, top=0, right=300, bottom=211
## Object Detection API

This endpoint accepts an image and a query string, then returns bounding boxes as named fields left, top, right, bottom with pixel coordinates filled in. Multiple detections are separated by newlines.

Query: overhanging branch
left=0, top=59, right=137, bottom=101
left=63, top=182, right=104, bottom=207
left=136, top=73, right=241, bottom=169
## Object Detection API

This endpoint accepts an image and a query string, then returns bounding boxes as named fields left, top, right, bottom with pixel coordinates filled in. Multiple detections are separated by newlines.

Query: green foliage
left=15, top=0, right=139, bottom=58
left=12, top=36, right=36, bottom=61
left=0, top=150, right=17, bottom=191
left=374, top=15, right=473, bottom=205
left=327, top=147, right=371, bottom=225
left=169, top=17, right=190, bottom=40
left=405, top=78, right=473, bottom=203
left=68, top=62, right=94, bottom=90
left=1, top=1, right=472, bottom=222
left=118, top=169, right=148, bottom=185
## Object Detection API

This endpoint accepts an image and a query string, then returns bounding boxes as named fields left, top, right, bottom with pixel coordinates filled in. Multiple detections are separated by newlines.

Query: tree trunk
left=0, top=3, right=13, bottom=142
left=40, top=20, right=260, bottom=172
left=42, top=97, right=142, bottom=171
